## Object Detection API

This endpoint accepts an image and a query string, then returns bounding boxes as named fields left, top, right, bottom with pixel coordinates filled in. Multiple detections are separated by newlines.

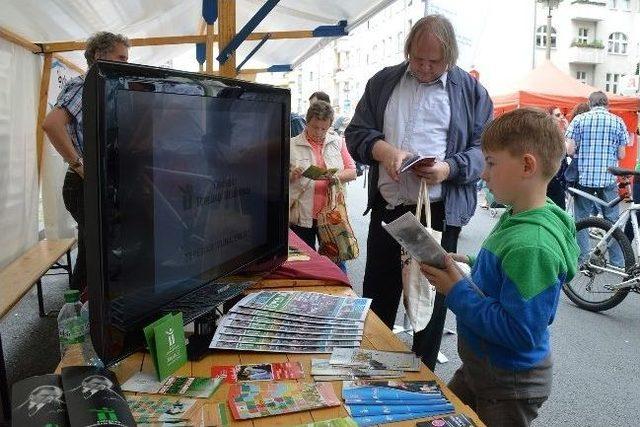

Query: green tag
left=143, top=313, right=187, bottom=381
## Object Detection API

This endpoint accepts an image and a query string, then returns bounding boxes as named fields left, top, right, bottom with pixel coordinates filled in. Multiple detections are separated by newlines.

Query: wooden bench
left=0, top=238, right=76, bottom=423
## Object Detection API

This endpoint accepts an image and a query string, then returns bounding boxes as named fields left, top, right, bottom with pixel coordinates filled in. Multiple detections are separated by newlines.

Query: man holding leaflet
left=345, top=15, right=492, bottom=370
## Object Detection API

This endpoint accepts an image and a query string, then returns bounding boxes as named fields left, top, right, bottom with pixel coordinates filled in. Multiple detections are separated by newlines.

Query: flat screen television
left=83, top=61, right=290, bottom=366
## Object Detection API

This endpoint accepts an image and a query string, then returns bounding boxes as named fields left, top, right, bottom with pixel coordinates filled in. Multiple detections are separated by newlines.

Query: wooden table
left=58, top=284, right=484, bottom=426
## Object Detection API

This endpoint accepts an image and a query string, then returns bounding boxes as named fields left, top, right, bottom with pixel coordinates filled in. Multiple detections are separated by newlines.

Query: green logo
left=91, top=406, right=119, bottom=422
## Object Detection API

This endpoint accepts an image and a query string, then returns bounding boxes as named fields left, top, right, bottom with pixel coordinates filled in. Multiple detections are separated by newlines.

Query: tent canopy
left=0, top=0, right=391, bottom=73
left=493, top=60, right=640, bottom=113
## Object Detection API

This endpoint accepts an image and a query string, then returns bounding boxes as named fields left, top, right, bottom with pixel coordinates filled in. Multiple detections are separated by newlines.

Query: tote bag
left=317, top=181, right=359, bottom=262
left=400, top=178, right=441, bottom=331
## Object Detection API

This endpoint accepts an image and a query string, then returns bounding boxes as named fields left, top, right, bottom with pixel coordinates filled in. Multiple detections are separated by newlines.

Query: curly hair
left=306, top=100, right=334, bottom=123
left=84, top=32, right=130, bottom=67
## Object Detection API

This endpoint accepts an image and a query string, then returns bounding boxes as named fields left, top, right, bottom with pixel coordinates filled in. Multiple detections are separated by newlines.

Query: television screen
left=83, top=62, right=290, bottom=365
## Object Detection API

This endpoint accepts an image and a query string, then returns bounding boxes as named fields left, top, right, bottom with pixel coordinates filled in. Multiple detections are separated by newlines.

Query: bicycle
left=563, top=166, right=640, bottom=312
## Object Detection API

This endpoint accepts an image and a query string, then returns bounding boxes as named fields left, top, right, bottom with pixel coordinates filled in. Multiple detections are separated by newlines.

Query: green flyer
left=143, top=312, right=187, bottom=381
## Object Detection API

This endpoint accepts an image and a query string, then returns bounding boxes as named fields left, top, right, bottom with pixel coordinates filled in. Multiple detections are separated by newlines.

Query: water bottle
left=57, top=290, right=103, bottom=367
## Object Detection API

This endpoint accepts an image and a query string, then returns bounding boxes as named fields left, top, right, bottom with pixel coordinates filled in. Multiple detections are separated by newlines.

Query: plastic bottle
left=57, top=290, right=103, bottom=367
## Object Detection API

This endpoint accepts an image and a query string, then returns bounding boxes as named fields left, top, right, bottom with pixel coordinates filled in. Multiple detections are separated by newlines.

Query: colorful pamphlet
left=211, top=361, right=304, bottom=383
left=346, top=402, right=454, bottom=416
left=143, top=312, right=188, bottom=381
left=398, top=154, right=436, bottom=173
left=212, top=331, right=361, bottom=348
left=341, top=380, right=445, bottom=404
left=311, top=359, right=403, bottom=381
left=302, top=165, right=338, bottom=180
left=294, top=417, right=358, bottom=427
left=126, top=395, right=199, bottom=424
left=217, top=321, right=363, bottom=339
left=211, top=340, right=341, bottom=353
left=236, top=291, right=371, bottom=322
left=11, top=374, right=69, bottom=427
left=352, top=411, right=455, bottom=427
left=416, top=413, right=478, bottom=427
left=329, top=348, right=421, bottom=372
left=229, top=306, right=364, bottom=327
left=227, top=382, right=341, bottom=420
left=121, top=372, right=221, bottom=398
left=61, top=366, right=136, bottom=427
left=223, top=311, right=364, bottom=330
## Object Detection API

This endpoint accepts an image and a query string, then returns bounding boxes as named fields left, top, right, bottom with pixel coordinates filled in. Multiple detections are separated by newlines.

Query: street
left=345, top=174, right=640, bottom=425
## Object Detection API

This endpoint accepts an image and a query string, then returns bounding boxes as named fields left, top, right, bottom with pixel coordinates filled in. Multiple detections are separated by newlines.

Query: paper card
left=416, top=413, right=478, bottom=427
left=302, top=165, right=338, bottom=180
left=144, top=313, right=188, bottom=381
left=121, top=372, right=221, bottom=398
left=211, top=361, right=304, bottom=383
left=126, top=395, right=199, bottom=423
left=398, top=154, right=436, bottom=173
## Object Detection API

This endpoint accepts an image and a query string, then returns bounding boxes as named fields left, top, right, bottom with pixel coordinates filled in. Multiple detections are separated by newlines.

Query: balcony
left=571, top=0, right=606, bottom=22
left=568, top=41, right=606, bottom=64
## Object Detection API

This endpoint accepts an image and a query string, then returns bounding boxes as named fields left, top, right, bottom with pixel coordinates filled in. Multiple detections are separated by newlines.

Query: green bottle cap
left=64, top=290, right=80, bottom=303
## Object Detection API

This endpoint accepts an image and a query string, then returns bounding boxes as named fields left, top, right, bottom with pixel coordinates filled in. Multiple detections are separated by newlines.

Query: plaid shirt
left=565, top=106, right=627, bottom=187
left=54, top=75, right=85, bottom=155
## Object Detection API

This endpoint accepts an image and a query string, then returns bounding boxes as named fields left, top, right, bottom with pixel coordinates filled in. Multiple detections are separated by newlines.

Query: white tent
left=0, top=0, right=394, bottom=268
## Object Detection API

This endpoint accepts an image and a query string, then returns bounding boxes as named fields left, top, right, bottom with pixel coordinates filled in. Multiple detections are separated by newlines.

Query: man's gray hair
left=306, top=100, right=334, bottom=123
left=84, top=32, right=130, bottom=67
left=588, top=91, right=609, bottom=108
left=404, top=15, right=459, bottom=68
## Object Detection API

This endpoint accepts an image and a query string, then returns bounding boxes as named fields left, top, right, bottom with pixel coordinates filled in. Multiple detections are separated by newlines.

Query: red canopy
left=492, top=60, right=640, bottom=167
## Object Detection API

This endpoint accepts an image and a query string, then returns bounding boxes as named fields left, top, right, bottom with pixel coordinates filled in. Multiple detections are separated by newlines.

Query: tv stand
left=186, top=311, right=218, bottom=361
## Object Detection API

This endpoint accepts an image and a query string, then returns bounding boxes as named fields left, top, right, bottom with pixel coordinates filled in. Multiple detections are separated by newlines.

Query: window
left=309, top=71, right=313, bottom=81
left=397, top=32, right=404, bottom=53
left=608, top=32, right=628, bottom=54
left=408, top=19, right=413, bottom=33
left=578, top=28, right=589, bottom=44
left=576, top=71, right=587, bottom=84
left=606, top=73, right=621, bottom=93
left=609, top=0, right=618, bottom=8
left=623, top=0, right=631, bottom=9
left=535, top=25, right=557, bottom=48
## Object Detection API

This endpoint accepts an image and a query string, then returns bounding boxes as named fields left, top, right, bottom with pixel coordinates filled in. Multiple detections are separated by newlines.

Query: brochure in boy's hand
left=398, top=154, right=436, bottom=173
left=382, top=212, right=448, bottom=268
left=302, top=165, right=338, bottom=180
left=121, top=372, right=222, bottom=398
left=416, top=413, right=478, bottom=427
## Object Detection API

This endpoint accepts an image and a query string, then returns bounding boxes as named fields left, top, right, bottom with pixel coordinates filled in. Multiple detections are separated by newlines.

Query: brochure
left=212, top=330, right=361, bottom=347
left=416, top=413, right=478, bottom=427
left=143, top=312, right=188, bottom=381
left=237, top=291, right=371, bottom=322
left=210, top=340, right=339, bottom=353
left=217, top=326, right=362, bottom=341
left=211, top=361, right=304, bottom=383
left=311, top=359, right=403, bottom=380
left=352, top=411, right=456, bottom=427
left=227, top=382, right=341, bottom=420
left=229, top=306, right=364, bottom=327
left=61, top=366, right=136, bottom=427
left=346, top=402, right=454, bottom=416
left=121, top=372, right=221, bottom=398
left=219, top=315, right=363, bottom=337
left=294, top=417, right=358, bottom=427
left=126, top=395, right=199, bottom=424
left=383, top=212, right=448, bottom=268
left=342, top=380, right=443, bottom=403
left=329, top=348, right=421, bottom=371
left=224, top=311, right=364, bottom=330
left=302, top=165, right=338, bottom=180
left=11, top=374, right=69, bottom=427
left=398, top=154, right=436, bottom=173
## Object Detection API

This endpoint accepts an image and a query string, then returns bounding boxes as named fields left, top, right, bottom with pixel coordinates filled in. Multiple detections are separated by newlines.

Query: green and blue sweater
left=446, top=200, right=579, bottom=370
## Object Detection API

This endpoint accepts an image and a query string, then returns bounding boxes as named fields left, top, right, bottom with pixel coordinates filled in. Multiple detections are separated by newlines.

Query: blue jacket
left=344, top=63, right=493, bottom=226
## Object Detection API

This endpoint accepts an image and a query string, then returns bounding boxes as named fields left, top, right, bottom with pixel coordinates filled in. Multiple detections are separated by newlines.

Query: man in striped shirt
left=565, top=91, right=628, bottom=265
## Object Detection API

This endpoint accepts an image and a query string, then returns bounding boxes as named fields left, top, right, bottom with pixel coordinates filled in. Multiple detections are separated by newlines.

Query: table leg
left=37, top=279, right=46, bottom=318
left=66, top=249, right=72, bottom=283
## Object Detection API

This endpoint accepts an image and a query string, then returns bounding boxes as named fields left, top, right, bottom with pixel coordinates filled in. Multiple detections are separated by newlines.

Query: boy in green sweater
left=421, top=108, right=579, bottom=426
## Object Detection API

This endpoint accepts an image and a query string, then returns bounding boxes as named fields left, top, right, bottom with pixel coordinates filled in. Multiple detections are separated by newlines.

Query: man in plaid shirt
left=565, top=91, right=628, bottom=266
left=42, top=32, right=129, bottom=291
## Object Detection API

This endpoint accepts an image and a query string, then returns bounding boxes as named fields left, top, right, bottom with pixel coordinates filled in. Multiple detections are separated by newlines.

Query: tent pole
left=36, top=53, right=53, bottom=181
left=206, top=24, right=215, bottom=74
left=218, top=0, right=237, bottom=78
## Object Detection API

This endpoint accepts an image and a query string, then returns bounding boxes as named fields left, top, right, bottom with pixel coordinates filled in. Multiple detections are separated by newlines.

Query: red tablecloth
left=264, top=231, right=351, bottom=287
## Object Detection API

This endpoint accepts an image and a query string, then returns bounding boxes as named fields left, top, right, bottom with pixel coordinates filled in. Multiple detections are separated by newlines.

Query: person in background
left=42, top=32, right=130, bottom=292
left=421, top=108, right=579, bottom=426
left=290, top=92, right=332, bottom=138
left=309, top=91, right=331, bottom=104
left=546, top=106, right=569, bottom=209
left=345, top=15, right=492, bottom=370
left=289, top=101, right=357, bottom=272
left=565, top=91, right=627, bottom=266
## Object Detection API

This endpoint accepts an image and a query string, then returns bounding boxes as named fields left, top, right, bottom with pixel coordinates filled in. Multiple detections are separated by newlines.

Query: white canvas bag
left=400, top=178, right=441, bottom=331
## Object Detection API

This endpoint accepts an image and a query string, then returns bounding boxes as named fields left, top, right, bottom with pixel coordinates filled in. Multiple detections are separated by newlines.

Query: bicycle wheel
left=563, top=217, right=634, bottom=312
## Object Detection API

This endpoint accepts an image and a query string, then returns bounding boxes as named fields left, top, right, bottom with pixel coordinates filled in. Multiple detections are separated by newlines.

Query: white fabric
left=1, top=0, right=388, bottom=71
left=41, top=59, right=80, bottom=240
left=380, top=70, right=450, bottom=206
left=0, top=39, right=41, bottom=268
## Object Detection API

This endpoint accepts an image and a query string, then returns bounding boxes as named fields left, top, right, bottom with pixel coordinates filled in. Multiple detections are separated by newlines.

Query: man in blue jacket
left=345, top=15, right=493, bottom=370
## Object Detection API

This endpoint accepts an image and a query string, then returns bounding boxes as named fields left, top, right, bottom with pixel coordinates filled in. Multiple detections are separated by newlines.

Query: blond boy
left=421, top=108, right=579, bottom=426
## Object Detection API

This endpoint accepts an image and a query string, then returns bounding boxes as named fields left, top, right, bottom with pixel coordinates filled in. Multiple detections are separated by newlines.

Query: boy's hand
left=449, top=253, right=470, bottom=265
left=420, top=255, right=463, bottom=295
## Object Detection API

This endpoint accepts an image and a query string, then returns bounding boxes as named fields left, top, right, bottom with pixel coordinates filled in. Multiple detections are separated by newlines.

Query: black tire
left=563, top=217, right=633, bottom=312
